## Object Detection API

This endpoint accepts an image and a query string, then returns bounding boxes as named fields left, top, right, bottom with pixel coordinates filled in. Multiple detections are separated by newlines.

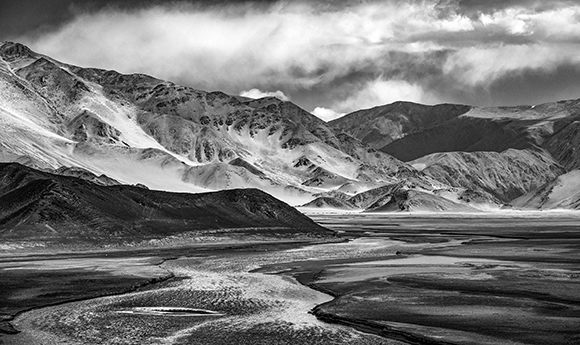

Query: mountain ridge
left=0, top=162, right=332, bottom=248
left=329, top=96, right=580, bottom=210
left=0, top=41, right=413, bottom=205
left=2, top=41, right=579, bottom=211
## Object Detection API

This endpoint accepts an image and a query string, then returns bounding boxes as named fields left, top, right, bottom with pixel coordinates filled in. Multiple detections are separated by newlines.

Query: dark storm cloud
left=5, top=0, right=580, bottom=119
left=407, top=26, right=537, bottom=47
left=456, top=0, right=579, bottom=15
left=0, top=0, right=73, bottom=40
left=0, top=0, right=279, bottom=40
left=486, top=64, right=580, bottom=106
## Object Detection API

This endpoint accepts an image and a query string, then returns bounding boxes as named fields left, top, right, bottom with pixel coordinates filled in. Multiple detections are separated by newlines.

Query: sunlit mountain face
left=0, top=42, right=411, bottom=206
left=3, top=41, right=580, bottom=211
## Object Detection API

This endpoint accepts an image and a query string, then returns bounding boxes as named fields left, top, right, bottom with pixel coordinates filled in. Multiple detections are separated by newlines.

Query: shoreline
left=0, top=237, right=343, bottom=258
left=300, top=207, right=580, bottom=218
left=0, top=257, right=178, bottom=337
left=0, top=238, right=341, bottom=340
left=287, top=263, right=458, bottom=345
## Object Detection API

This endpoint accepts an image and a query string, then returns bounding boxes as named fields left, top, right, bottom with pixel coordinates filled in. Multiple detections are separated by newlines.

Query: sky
left=2, top=0, right=580, bottom=121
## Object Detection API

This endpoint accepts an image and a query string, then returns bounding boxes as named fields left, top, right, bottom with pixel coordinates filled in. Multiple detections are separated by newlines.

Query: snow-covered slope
left=512, top=170, right=580, bottom=210
left=0, top=42, right=414, bottom=205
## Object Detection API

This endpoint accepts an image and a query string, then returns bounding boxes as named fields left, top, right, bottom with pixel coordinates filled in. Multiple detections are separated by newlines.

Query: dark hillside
left=0, top=163, right=331, bottom=246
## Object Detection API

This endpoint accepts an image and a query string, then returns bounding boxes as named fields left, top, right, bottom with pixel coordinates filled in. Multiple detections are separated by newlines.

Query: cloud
left=240, top=88, right=290, bottom=101
left=335, top=79, right=437, bottom=112
left=311, top=107, right=344, bottom=122
left=14, top=0, right=580, bottom=112
left=443, top=43, right=580, bottom=87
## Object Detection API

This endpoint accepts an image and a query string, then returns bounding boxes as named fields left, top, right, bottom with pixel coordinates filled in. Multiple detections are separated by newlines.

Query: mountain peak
left=0, top=41, right=35, bottom=60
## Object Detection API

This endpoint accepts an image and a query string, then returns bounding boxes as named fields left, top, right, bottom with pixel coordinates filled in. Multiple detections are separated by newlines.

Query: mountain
left=410, top=150, right=564, bottom=203
left=0, top=41, right=410, bottom=205
left=511, top=170, right=580, bottom=210
left=301, top=173, right=486, bottom=212
left=2, top=41, right=577, bottom=211
left=331, top=100, right=580, bottom=163
left=543, top=114, right=580, bottom=171
left=0, top=163, right=332, bottom=247
left=331, top=99, right=580, bottom=207
left=330, top=102, right=472, bottom=150
left=364, top=188, right=477, bottom=212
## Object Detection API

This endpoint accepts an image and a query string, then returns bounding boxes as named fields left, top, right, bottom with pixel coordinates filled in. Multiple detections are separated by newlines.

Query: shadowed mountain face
left=330, top=102, right=472, bottom=150
left=380, top=116, right=532, bottom=162
left=332, top=100, right=580, bottom=164
left=544, top=114, right=580, bottom=171
left=0, top=163, right=331, bottom=246
left=0, top=41, right=409, bottom=205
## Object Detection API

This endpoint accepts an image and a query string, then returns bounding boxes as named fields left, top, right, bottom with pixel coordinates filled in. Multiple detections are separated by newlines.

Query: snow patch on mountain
left=512, top=170, right=580, bottom=210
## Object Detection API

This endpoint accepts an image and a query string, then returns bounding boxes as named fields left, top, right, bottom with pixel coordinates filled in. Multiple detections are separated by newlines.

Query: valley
left=2, top=213, right=579, bottom=345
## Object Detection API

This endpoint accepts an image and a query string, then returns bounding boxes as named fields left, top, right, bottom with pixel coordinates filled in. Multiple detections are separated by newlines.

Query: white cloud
left=477, top=6, right=580, bottom=39
left=240, top=88, right=290, bottom=101
left=444, top=43, right=580, bottom=87
left=336, top=79, right=436, bottom=112
left=479, top=9, right=532, bottom=35
left=311, top=107, right=344, bottom=122
left=17, top=1, right=476, bottom=93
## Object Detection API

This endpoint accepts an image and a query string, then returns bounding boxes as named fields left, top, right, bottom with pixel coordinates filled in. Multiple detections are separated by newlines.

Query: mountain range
left=330, top=99, right=580, bottom=209
left=0, top=41, right=579, bottom=214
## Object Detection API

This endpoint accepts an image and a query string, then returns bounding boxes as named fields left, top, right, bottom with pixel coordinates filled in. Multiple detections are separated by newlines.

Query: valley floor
left=2, top=213, right=580, bottom=344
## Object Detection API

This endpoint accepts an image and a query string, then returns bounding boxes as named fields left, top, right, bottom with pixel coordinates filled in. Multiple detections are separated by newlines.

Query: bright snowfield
left=0, top=50, right=211, bottom=191
left=512, top=169, right=580, bottom=210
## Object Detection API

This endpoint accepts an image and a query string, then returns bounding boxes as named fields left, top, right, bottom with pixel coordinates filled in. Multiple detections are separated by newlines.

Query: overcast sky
left=2, top=0, right=580, bottom=121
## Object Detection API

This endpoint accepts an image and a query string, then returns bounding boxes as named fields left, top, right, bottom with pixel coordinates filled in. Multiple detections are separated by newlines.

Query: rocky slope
left=0, top=41, right=410, bottom=205
left=0, top=163, right=331, bottom=247
left=543, top=114, right=580, bottom=171
left=411, top=149, right=565, bottom=203
left=331, top=99, right=580, bottom=209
